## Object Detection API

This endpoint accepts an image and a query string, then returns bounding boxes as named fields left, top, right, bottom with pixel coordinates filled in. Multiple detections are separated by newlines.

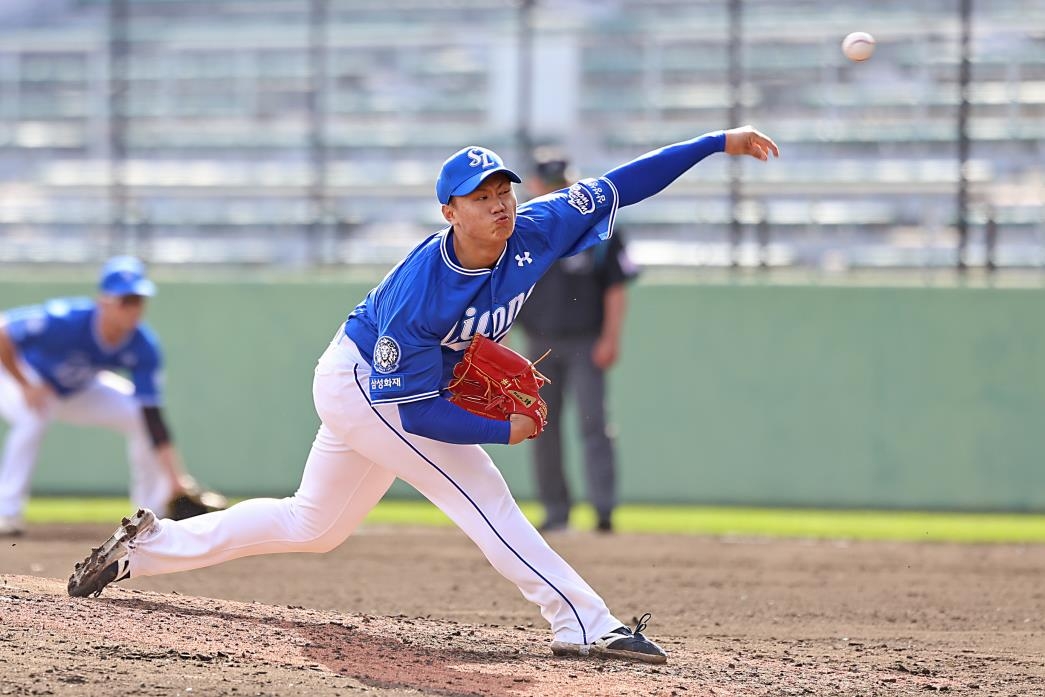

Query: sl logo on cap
left=467, top=148, right=496, bottom=169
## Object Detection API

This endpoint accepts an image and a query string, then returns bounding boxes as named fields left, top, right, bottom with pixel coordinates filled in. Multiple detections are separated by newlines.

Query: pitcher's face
left=441, top=173, right=518, bottom=246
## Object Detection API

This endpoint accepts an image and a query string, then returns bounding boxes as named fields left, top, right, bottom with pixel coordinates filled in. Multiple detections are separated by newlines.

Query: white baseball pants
left=127, top=332, right=622, bottom=644
left=0, top=364, right=173, bottom=518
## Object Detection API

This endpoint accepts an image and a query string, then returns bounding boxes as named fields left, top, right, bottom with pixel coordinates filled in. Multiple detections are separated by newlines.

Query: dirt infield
left=2, top=523, right=1044, bottom=696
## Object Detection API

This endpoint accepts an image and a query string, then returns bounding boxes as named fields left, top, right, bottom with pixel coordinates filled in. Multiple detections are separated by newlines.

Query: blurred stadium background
left=1, top=0, right=1042, bottom=271
left=3, top=1, right=1045, bottom=512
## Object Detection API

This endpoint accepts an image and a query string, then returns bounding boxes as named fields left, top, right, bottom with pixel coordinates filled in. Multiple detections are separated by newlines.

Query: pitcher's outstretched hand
left=724, top=125, right=780, bottom=161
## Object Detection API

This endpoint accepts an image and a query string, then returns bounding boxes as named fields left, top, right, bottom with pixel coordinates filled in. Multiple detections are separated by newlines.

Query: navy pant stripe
left=353, top=366, right=587, bottom=644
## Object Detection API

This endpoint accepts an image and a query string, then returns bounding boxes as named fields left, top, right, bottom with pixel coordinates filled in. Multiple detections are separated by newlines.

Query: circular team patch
left=373, top=335, right=402, bottom=374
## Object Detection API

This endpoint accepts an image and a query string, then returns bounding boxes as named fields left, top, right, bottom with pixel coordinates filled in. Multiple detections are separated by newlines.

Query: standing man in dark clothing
left=517, top=149, right=639, bottom=533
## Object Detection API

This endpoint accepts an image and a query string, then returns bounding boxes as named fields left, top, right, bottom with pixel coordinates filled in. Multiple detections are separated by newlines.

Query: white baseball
left=842, top=32, right=876, bottom=62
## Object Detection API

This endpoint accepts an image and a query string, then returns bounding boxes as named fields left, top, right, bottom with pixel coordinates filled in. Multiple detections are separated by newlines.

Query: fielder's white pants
left=127, top=332, right=622, bottom=644
left=0, top=364, right=173, bottom=518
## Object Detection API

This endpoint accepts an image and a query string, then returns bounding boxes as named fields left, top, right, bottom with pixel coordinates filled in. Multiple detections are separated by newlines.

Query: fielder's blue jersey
left=2, top=297, right=164, bottom=403
left=345, top=177, right=619, bottom=405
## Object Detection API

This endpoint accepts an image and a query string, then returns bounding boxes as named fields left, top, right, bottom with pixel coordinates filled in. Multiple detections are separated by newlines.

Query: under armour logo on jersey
left=515, top=252, right=533, bottom=267
left=467, top=148, right=496, bottom=169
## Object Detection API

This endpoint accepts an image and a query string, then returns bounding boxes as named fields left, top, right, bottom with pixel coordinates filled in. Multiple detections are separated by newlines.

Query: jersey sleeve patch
left=370, top=384, right=442, bottom=405
left=370, top=374, right=405, bottom=394
left=554, top=177, right=620, bottom=258
left=373, top=335, right=402, bottom=374
left=366, top=337, right=442, bottom=404
left=567, top=182, right=596, bottom=215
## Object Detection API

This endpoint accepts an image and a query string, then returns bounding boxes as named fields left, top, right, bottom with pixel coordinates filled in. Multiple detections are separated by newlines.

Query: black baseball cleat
left=550, top=612, right=667, bottom=664
left=67, top=508, right=157, bottom=598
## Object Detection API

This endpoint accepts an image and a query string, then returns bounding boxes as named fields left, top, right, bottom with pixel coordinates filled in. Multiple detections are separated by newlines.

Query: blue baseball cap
left=98, top=255, right=157, bottom=297
left=435, top=146, right=522, bottom=204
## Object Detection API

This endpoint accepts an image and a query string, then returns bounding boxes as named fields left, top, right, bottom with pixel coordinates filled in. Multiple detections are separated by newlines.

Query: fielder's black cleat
left=68, top=508, right=156, bottom=598
left=550, top=612, right=667, bottom=664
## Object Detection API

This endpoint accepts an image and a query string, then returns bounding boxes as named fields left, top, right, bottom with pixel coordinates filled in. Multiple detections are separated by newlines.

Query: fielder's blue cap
left=98, top=255, right=157, bottom=297
left=435, top=146, right=522, bottom=205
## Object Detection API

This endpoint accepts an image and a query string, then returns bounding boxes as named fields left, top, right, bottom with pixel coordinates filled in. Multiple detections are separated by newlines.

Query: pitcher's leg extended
left=68, top=424, right=394, bottom=595
left=350, top=411, right=665, bottom=661
left=351, top=402, right=620, bottom=646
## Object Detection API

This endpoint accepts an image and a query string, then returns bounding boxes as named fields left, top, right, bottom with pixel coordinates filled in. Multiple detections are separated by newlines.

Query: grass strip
left=23, top=498, right=1045, bottom=543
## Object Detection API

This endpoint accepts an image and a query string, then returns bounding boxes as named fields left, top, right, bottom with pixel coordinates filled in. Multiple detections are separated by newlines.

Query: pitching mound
left=3, top=525, right=1045, bottom=695
left=4, top=574, right=695, bottom=696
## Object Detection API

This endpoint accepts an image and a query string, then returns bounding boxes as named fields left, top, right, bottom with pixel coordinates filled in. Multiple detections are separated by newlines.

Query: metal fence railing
left=0, top=0, right=1042, bottom=270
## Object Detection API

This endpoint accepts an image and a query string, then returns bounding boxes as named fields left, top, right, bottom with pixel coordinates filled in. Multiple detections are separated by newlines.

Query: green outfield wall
left=2, top=279, right=1044, bottom=511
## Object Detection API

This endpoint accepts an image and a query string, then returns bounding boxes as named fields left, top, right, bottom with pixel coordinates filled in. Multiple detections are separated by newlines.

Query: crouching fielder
left=67, top=126, right=780, bottom=664
left=0, top=257, right=225, bottom=538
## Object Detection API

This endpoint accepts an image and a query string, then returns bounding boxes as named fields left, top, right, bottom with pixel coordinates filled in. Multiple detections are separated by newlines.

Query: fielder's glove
left=446, top=335, right=550, bottom=439
left=168, top=487, right=228, bottom=521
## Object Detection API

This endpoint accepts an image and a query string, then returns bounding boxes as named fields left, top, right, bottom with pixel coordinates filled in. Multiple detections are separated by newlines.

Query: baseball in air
left=842, top=32, right=876, bottom=62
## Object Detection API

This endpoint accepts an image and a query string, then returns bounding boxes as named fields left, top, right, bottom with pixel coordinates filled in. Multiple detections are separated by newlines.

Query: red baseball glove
left=447, top=335, right=550, bottom=439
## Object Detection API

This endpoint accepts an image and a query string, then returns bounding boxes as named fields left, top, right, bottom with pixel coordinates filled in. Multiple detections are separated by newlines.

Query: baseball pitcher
left=67, top=127, right=779, bottom=664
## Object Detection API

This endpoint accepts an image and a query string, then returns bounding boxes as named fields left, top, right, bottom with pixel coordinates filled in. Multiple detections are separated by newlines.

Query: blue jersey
left=2, top=297, right=164, bottom=403
left=345, top=177, right=619, bottom=405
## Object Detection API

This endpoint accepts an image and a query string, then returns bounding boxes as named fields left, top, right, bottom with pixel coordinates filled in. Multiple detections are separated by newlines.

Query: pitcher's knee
left=285, top=499, right=343, bottom=553
left=302, top=533, right=342, bottom=554
left=286, top=527, right=342, bottom=554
